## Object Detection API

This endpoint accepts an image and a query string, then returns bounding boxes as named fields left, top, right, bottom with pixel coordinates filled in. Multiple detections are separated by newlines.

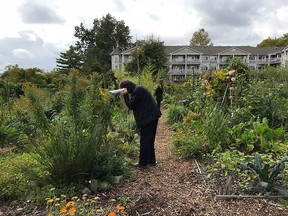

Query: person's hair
left=120, top=80, right=136, bottom=93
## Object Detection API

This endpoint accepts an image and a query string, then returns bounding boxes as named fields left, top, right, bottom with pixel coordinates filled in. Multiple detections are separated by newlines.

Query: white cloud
left=0, top=0, right=288, bottom=71
left=12, top=49, right=35, bottom=59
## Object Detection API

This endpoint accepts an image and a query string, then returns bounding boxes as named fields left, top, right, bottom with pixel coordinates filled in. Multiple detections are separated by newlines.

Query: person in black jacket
left=154, top=83, right=164, bottom=108
left=120, top=80, right=161, bottom=169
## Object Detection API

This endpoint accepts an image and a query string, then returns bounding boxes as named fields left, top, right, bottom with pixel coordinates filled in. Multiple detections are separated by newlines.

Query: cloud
left=146, top=13, right=160, bottom=21
left=112, top=0, right=127, bottom=12
left=0, top=31, right=62, bottom=72
left=179, top=0, right=288, bottom=46
left=1, top=0, right=288, bottom=72
left=12, top=49, right=35, bottom=59
left=18, top=1, right=65, bottom=24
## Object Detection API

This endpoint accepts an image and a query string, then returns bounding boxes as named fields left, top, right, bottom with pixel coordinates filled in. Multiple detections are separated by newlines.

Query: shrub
left=0, top=153, right=46, bottom=202
left=172, top=132, right=207, bottom=159
left=26, top=72, right=124, bottom=185
left=166, top=104, right=188, bottom=125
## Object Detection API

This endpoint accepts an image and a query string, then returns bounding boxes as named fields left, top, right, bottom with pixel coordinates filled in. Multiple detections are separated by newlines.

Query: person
left=154, top=83, right=164, bottom=108
left=120, top=80, right=161, bottom=169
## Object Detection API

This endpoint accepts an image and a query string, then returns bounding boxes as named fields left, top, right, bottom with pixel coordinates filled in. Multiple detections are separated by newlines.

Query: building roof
left=110, top=47, right=122, bottom=55
left=164, top=45, right=285, bottom=55
left=112, top=45, right=286, bottom=56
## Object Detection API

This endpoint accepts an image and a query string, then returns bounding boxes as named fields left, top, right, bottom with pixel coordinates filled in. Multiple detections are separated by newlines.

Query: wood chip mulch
left=105, top=109, right=288, bottom=216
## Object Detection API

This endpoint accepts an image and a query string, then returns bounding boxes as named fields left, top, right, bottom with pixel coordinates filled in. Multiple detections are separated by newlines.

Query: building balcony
left=249, top=59, right=265, bottom=63
left=169, top=69, right=200, bottom=75
left=269, top=58, right=281, bottom=63
left=171, top=59, right=184, bottom=63
left=187, top=60, right=200, bottom=64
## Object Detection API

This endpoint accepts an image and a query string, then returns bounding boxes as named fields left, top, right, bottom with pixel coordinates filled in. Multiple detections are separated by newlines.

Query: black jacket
left=123, top=85, right=161, bottom=128
left=154, top=86, right=163, bottom=102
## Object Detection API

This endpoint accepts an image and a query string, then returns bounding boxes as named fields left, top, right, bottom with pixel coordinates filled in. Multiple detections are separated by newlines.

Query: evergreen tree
left=56, top=46, right=83, bottom=74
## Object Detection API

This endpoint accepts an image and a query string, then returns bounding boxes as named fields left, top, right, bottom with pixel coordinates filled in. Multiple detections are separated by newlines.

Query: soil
left=1, top=109, right=288, bottom=216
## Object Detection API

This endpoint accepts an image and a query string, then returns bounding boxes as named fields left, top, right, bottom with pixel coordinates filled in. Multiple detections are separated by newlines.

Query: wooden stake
left=215, top=195, right=288, bottom=200
left=195, top=159, right=202, bottom=174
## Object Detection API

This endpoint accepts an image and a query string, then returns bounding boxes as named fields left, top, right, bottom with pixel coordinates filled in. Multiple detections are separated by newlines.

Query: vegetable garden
left=1, top=60, right=288, bottom=215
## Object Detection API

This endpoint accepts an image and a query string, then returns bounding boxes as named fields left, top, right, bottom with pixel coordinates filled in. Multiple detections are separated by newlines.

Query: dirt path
left=109, top=109, right=288, bottom=216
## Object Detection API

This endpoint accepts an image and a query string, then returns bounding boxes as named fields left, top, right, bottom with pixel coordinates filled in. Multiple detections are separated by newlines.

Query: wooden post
left=215, top=195, right=288, bottom=201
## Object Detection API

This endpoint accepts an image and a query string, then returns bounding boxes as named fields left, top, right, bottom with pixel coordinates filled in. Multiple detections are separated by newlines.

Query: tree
left=73, top=13, right=132, bottom=74
left=125, top=38, right=168, bottom=77
left=56, top=45, right=83, bottom=74
left=190, top=28, right=213, bottom=46
left=1, top=65, right=46, bottom=85
left=257, top=33, right=288, bottom=47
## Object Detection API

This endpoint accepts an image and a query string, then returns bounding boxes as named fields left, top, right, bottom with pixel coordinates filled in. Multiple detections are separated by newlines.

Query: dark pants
left=156, top=100, right=161, bottom=108
left=139, top=119, right=159, bottom=166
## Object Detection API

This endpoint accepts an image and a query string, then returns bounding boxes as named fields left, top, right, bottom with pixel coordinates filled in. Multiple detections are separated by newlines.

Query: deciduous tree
left=73, top=13, right=132, bottom=74
left=125, top=38, right=168, bottom=77
left=257, top=33, right=288, bottom=47
left=190, top=28, right=213, bottom=46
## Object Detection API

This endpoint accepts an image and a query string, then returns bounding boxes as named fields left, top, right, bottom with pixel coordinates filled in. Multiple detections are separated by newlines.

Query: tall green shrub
left=27, top=72, right=120, bottom=185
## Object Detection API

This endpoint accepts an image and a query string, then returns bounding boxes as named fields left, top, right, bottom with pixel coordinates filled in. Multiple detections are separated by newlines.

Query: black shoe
left=132, top=163, right=147, bottom=169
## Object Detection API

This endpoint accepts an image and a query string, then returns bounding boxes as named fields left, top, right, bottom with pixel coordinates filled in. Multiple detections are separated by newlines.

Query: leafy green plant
left=208, top=149, right=248, bottom=177
left=166, top=104, right=188, bottom=125
left=201, top=105, right=230, bottom=147
left=230, top=118, right=286, bottom=153
left=239, top=154, right=288, bottom=195
left=0, top=124, right=19, bottom=148
left=253, top=118, right=285, bottom=151
left=0, top=153, right=47, bottom=202
left=26, top=72, right=124, bottom=185
left=172, top=131, right=208, bottom=159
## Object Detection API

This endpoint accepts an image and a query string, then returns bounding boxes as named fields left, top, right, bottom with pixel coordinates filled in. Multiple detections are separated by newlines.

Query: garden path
left=108, top=109, right=288, bottom=216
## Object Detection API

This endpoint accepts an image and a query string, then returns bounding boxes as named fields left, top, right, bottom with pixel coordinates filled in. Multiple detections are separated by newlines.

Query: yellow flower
left=215, top=70, right=226, bottom=81
left=60, top=207, right=67, bottom=213
left=108, top=212, right=116, bottom=216
left=94, top=196, right=100, bottom=200
left=65, top=201, right=74, bottom=207
left=116, top=205, right=125, bottom=211
left=96, top=209, right=103, bottom=213
left=69, top=207, right=76, bottom=215
left=47, top=199, right=54, bottom=203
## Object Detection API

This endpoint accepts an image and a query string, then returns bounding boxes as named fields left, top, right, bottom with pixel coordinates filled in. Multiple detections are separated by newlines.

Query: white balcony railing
left=169, top=69, right=200, bottom=75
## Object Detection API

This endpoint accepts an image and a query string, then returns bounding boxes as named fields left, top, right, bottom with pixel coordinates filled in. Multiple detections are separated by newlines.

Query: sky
left=0, top=0, right=288, bottom=72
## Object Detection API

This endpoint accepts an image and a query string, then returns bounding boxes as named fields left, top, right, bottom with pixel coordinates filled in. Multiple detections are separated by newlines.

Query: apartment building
left=111, top=45, right=288, bottom=81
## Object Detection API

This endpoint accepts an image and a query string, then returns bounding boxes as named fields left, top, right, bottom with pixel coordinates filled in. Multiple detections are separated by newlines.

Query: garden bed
left=0, top=110, right=287, bottom=216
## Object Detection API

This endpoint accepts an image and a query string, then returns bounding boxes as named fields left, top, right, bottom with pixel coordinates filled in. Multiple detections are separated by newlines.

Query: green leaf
left=254, top=154, right=263, bottom=173
left=259, top=181, right=269, bottom=188
left=274, top=186, right=288, bottom=196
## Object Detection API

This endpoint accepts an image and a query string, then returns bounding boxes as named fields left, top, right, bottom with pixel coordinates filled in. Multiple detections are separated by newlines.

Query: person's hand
left=122, top=88, right=128, bottom=94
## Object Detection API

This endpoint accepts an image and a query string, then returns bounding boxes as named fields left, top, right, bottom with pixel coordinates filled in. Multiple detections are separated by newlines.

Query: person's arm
left=123, top=87, right=141, bottom=110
